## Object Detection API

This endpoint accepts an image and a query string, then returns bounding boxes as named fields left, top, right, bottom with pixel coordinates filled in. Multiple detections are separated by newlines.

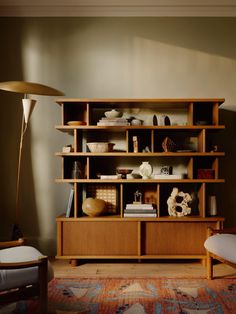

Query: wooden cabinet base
left=56, top=218, right=223, bottom=262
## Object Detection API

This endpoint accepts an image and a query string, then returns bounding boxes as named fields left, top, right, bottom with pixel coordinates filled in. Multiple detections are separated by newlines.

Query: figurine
left=160, top=166, right=172, bottom=175
left=162, top=137, right=176, bottom=152
left=167, top=187, right=192, bottom=217
left=134, top=190, right=142, bottom=204
left=133, top=136, right=138, bottom=153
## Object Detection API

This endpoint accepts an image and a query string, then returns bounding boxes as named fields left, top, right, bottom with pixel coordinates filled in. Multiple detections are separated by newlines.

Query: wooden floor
left=51, top=259, right=236, bottom=279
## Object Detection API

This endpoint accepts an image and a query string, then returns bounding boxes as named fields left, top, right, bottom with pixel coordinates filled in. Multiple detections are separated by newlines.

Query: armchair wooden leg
left=38, top=256, right=48, bottom=314
left=206, top=251, right=213, bottom=280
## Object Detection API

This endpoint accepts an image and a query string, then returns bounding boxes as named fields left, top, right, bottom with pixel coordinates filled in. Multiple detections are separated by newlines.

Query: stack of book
left=97, top=117, right=129, bottom=126
left=124, top=203, right=157, bottom=217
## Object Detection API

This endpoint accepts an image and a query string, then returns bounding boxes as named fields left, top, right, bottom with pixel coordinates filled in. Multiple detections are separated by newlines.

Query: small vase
left=72, top=161, right=82, bottom=179
left=208, top=195, right=217, bottom=216
left=139, top=161, right=152, bottom=179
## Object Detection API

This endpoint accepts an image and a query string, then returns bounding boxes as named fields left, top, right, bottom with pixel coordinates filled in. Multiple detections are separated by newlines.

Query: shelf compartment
left=88, top=101, right=190, bottom=126
left=122, top=183, right=158, bottom=216
left=84, top=183, right=119, bottom=216
left=89, top=156, right=191, bottom=180
left=84, top=129, right=127, bottom=153
left=127, top=129, right=153, bottom=153
left=61, top=102, right=87, bottom=126
left=205, top=129, right=225, bottom=153
left=159, top=183, right=203, bottom=217
left=193, top=101, right=220, bottom=126
left=63, top=156, right=87, bottom=179
left=154, top=129, right=205, bottom=153
left=193, top=156, right=219, bottom=179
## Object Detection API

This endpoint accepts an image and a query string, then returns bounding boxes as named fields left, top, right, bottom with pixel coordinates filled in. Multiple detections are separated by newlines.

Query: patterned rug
left=1, top=277, right=236, bottom=313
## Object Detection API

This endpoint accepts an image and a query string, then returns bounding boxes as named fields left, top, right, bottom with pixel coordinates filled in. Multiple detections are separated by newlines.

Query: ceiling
left=0, top=0, right=236, bottom=17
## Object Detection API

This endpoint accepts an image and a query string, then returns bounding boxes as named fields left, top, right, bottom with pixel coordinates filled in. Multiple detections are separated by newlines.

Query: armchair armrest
left=0, top=256, right=47, bottom=270
left=0, top=238, right=24, bottom=249
left=207, top=227, right=236, bottom=237
left=0, top=255, right=48, bottom=312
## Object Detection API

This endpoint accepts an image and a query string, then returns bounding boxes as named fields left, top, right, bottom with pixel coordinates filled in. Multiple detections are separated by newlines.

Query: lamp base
left=11, top=224, right=23, bottom=240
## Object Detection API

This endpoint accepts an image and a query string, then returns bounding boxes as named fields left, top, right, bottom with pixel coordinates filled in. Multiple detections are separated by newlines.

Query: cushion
left=204, top=233, right=236, bottom=264
left=0, top=246, right=54, bottom=291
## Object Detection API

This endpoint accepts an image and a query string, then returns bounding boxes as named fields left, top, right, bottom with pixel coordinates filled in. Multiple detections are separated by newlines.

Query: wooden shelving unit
left=55, top=98, right=225, bottom=263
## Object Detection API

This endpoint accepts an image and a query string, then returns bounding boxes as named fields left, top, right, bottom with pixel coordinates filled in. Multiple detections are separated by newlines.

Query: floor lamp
left=0, top=81, right=64, bottom=240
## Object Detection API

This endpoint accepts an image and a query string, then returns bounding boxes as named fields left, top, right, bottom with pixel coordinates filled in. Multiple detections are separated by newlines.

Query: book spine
left=124, top=210, right=156, bottom=213
left=100, top=175, right=119, bottom=180
left=126, top=205, right=153, bottom=209
left=66, top=188, right=74, bottom=218
left=125, top=207, right=153, bottom=209
left=124, top=213, right=157, bottom=217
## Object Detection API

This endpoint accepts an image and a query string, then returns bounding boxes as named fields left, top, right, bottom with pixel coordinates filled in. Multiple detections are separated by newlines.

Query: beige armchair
left=204, top=227, right=236, bottom=279
left=0, top=239, right=53, bottom=313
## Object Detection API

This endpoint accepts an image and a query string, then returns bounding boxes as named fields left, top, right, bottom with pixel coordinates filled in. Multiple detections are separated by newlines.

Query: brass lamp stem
left=15, top=109, right=28, bottom=224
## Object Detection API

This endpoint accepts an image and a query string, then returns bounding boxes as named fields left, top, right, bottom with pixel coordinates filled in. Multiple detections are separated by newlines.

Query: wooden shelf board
left=56, top=125, right=225, bottom=131
left=56, top=214, right=224, bottom=222
left=56, top=98, right=225, bottom=105
left=55, top=179, right=225, bottom=183
left=55, top=152, right=225, bottom=157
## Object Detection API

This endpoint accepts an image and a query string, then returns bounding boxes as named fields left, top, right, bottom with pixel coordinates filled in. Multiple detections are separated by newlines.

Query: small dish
left=67, top=121, right=86, bottom=126
left=116, top=168, right=133, bottom=179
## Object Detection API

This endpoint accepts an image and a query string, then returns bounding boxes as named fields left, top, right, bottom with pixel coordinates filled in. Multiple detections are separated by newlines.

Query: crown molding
left=1, top=1, right=236, bottom=17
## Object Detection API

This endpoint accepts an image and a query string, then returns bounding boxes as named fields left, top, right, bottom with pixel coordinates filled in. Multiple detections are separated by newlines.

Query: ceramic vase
left=208, top=195, right=217, bottom=216
left=139, top=161, right=152, bottom=179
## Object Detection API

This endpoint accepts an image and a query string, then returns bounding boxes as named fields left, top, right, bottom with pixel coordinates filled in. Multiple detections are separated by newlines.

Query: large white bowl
left=87, top=142, right=115, bottom=153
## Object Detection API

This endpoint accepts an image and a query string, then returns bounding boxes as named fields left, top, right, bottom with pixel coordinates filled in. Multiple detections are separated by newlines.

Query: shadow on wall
left=0, top=19, right=39, bottom=241
left=217, top=108, right=236, bottom=226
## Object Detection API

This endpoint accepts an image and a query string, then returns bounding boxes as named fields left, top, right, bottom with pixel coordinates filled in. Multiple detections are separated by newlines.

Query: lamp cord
left=15, top=112, right=28, bottom=224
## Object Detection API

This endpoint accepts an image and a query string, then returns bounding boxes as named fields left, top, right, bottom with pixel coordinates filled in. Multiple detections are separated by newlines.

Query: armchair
left=0, top=239, right=53, bottom=313
left=204, top=227, right=236, bottom=279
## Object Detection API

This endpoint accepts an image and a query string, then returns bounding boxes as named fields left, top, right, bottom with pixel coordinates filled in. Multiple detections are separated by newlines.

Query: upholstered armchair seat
left=0, top=245, right=53, bottom=291
left=0, top=240, right=53, bottom=313
left=204, top=228, right=236, bottom=279
left=204, top=233, right=236, bottom=265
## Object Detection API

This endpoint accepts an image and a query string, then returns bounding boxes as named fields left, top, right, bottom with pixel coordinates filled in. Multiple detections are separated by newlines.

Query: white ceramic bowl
left=104, top=109, right=122, bottom=119
left=87, top=142, right=115, bottom=153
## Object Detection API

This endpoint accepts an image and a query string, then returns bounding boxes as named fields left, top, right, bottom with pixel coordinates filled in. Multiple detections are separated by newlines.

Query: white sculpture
left=139, top=161, right=152, bottom=179
left=167, top=187, right=192, bottom=217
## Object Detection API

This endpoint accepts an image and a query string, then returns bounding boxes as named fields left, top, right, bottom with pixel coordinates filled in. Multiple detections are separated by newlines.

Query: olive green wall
left=0, top=17, right=236, bottom=256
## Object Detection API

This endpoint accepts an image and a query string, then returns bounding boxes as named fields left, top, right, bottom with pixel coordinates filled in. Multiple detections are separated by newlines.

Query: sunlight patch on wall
left=130, top=36, right=236, bottom=110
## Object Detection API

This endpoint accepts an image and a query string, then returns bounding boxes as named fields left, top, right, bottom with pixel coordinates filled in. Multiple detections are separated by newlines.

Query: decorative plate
left=67, top=121, right=86, bottom=126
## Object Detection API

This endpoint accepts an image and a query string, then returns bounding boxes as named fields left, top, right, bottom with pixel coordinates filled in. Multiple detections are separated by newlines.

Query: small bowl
left=116, top=168, right=133, bottom=179
left=87, top=142, right=115, bottom=153
left=104, top=109, right=122, bottom=119
left=131, top=119, right=143, bottom=126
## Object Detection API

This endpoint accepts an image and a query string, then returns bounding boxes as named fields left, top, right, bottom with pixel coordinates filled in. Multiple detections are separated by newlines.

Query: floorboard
left=51, top=258, right=236, bottom=278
